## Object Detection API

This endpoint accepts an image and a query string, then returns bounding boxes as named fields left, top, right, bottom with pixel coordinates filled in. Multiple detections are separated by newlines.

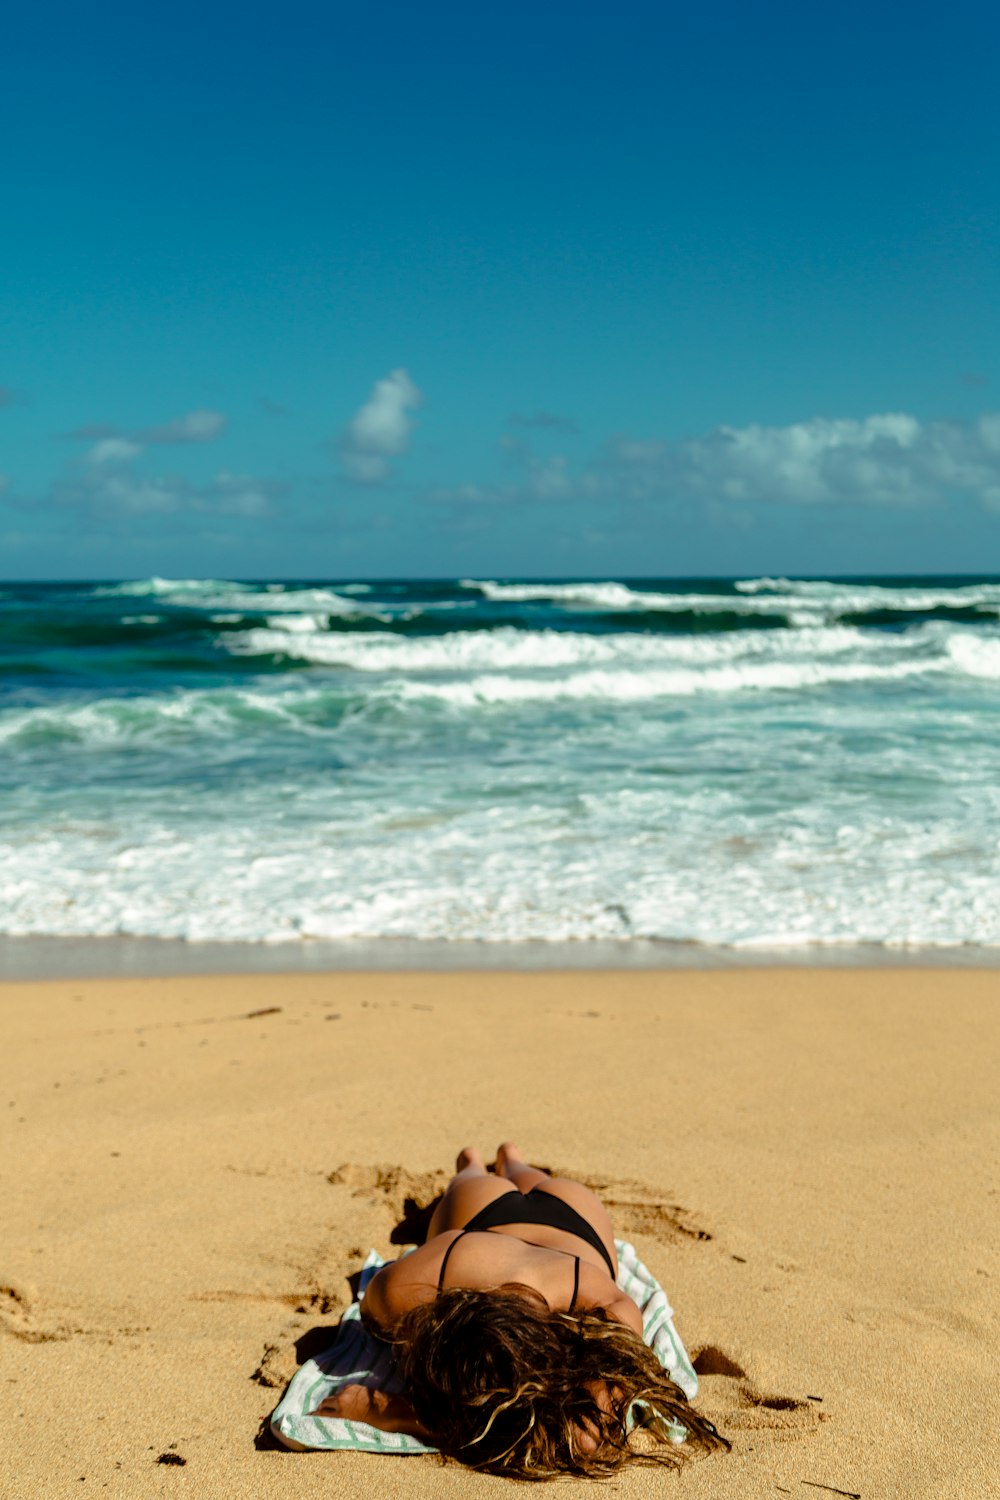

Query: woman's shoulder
left=361, top=1240, right=445, bottom=1334
left=361, top=1231, right=544, bottom=1333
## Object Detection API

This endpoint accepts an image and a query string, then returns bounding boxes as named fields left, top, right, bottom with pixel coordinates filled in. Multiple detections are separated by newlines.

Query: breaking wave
left=5, top=574, right=1000, bottom=948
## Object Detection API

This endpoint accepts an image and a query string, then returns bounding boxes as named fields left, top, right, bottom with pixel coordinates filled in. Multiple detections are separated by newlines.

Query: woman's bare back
left=361, top=1145, right=641, bottom=1338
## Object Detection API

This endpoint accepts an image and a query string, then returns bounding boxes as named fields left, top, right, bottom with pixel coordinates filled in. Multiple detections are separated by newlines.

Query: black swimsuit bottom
left=436, top=1188, right=616, bottom=1312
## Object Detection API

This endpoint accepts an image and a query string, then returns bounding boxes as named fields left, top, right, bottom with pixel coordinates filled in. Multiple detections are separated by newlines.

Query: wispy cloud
left=0, top=386, right=22, bottom=410
left=597, top=412, right=1000, bottom=508
left=31, top=403, right=272, bottom=525
left=86, top=437, right=144, bottom=465
left=430, top=453, right=573, bottom=509
left=139, top=408, right=228, bottom=444
left=51, top=461, right=280, bottom=518
left=507, top=409, right=578, bottom=432
left=338, top=368, right=422, bottom=483
left=63, top=409, right=227, bottom=450
left=524, top=452, right=573, bottom=499
left=64, top=423, right=121, bottom=441
left=437, top=411, right=1000, bottom=513
left=205, top=472, right=275, bottom=516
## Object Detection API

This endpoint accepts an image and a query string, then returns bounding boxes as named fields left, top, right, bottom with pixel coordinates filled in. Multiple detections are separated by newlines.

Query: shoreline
left=4, top=930, right=1000, bottom=980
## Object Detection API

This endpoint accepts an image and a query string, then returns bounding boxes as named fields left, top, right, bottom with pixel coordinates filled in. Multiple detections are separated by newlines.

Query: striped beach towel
left=269, top=1239, right=697, bottom=1454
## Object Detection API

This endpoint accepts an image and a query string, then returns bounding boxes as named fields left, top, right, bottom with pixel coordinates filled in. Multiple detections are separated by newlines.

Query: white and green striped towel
left=269, top=1239, right=697, bottom=1454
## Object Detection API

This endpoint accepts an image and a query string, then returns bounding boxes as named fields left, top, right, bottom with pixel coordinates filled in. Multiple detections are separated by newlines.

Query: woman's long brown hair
left=395, top=1286, right=729, bottom=1480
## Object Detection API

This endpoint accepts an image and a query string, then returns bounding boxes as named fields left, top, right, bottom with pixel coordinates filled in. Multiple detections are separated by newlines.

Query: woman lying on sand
left=317, top=1143, right=728, bottom=1477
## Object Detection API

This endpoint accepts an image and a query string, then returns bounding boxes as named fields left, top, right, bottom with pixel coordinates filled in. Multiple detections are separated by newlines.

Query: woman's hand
left=572, top=1380, right=626, bottom=1455
left=312, top=1382, right=430, bottom=1438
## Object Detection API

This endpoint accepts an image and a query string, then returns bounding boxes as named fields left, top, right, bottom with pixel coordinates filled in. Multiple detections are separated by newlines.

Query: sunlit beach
left=2, top=2, right=998, bottom=1495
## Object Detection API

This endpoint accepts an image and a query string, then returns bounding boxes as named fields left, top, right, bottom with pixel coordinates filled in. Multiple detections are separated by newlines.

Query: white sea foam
left=94, top=576, right=237, bottom=598
left=463, top=579, right=675, bottom=609
left=175, top=586, right=364, bottom=616
left=388, top=655, right=938, bottom=707
left=944, top=631, right=1000, bottom=678
left=462, top=579, right=784, bottom=613
left=6, top=778, right=1000, bottom=947
left=0, top=685, right=343, bottom=748
left=238, top=587, right=363, bottom=614
left=223, top=622, right=874, bottom=673
left=9, top=576, right=1000, bottom=950
left=461, top=575, right=1000, bottom=622
left=2, top=620, right=992, bottom=752
left=735, top=576, right=1000, bottom=615
left=93, top=577, right=371, bottom=616
left=223, top=620, right=968, bottom=699
left=263, top=613, right=331, bottom=633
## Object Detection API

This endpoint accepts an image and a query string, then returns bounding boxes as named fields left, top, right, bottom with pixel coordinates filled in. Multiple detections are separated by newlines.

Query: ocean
left=3, top=574, right=1000, bottom=956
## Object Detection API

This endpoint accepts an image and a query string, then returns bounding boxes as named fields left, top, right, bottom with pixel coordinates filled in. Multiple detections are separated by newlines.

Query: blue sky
left=2, top=0, right=999, bottom=578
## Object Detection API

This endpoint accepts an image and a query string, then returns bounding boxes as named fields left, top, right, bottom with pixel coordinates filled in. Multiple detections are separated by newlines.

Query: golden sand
left=1, top=968, right=996, bottom=1498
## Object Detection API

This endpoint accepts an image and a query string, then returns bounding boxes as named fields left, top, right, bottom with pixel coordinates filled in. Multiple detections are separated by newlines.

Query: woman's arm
left=358, top=1249, right=436, bottom=1337
left=602, top=1291, right=645, bottom=1338
left=358, top=1235, right=464, bottom=1336
left=312, top=1382, right=431, bottom=1438
left=573, top=1262, right=645, bottom=1337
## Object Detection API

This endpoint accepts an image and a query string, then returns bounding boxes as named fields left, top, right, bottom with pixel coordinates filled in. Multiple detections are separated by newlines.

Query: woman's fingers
left=313, top=1382, right=372, bottom=1418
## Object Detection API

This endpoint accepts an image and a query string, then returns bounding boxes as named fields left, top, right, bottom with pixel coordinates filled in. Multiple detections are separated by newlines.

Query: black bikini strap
left=437, top=1230, right=467, bottom=1293
left=568, top=1256, right=580, bottom=1314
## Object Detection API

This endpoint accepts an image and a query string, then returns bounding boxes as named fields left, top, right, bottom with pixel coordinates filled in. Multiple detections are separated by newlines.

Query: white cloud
left=64, top=423, right=121, bottom=440
left=445, top=410, right=1000, bottom=512
left=66, top=410, right=227, bottom=450
left=508, top=409, right=578, bottom=432
left=141, top=409, right=227, bottom=444
left=209, top=472, right=272, bottom=516
left=339, top=368, right=421, bottom=483
left=52, top=461, right=281, bottom=517
left=600, top=412, right=1000, bottom=509
left=39, top=409, right=273, bottom=521
left=87, top=437, right=144, bottom=465
left=526, top=452, right=573, bottom=499
left=427, top=482, right=503, bottom=506
left=94, top=473, right=185, bottom=513
left=429, top=453, right=574, bottom=509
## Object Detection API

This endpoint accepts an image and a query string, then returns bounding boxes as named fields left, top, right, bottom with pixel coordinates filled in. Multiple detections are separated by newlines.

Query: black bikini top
left=436, top=1229, right=581, bottom=1313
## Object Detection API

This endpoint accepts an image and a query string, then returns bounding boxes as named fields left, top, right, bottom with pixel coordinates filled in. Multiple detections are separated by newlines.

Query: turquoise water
left=4, top=574, right=1000, bottom=949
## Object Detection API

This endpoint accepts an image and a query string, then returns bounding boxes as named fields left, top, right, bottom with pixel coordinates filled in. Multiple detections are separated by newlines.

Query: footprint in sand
left=251, top=1342, right=299, bottom=1389
left=327, top=1162, right=453, bottom=1244
left=0, top=1282, right=34, bottom=1338
left=571, top=1172, right=714, bottom=1245
left=327, top=1162, right=451, bottom=1204
left=327, top=1163, right=716, bottom=1249
left=0, top=1280, right=71, bottom=1344
left=692, top=1346, right=823, bottom=1440
left=194, top=1286, right=344, bottom=1315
